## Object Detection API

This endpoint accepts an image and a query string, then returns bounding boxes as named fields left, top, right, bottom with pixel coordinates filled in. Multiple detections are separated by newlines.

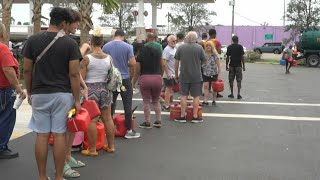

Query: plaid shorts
left=229, top=66, right=242, bottom=83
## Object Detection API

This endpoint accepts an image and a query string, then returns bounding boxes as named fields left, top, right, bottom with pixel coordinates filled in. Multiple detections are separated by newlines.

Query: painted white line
left=117, top=98, right=320, bottom=107
left=115, top=110, right=320, bottom=121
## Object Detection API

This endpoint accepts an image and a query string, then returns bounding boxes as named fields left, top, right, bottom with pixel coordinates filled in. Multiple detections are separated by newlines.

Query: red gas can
left=186, top=105, right=203, bottom=121
left=82, top=100, right=101, bottom=119
left=169, top=103, right=181, bottom=120
left=212, top=80, right=224, bottom=92
left=67, top=108, right=91, bottom=133
left=293, top=60, right=297, bottom=67
left=172, top=83, right=180, bottom=93
left=113, top=113, right=135, bottom=137
left=83, top=122, right=105, bottom=150
left=160, top=93, right=173, bottom=103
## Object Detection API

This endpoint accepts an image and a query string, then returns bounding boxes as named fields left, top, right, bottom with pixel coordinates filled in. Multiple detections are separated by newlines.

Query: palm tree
left=1, top=0, right=14, bottom=45
left=76, top=0, right=119, bottom=45
left=32, top=0, right=43, bottom=33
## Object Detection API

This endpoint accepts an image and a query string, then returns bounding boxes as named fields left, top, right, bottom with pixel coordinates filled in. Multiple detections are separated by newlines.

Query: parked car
left=253, top=42, right=284, bottom=54
left=221, top=45, right=227, bottom=53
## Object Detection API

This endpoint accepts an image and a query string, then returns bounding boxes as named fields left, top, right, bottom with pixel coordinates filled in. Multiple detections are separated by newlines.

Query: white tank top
left=85, top=54, right=111, bottom=83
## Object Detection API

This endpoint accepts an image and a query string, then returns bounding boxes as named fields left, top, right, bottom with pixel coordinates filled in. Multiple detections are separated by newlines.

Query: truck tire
left=307, top=55, right=320, bottom=67
left=273, top=49, right=280, bottom=54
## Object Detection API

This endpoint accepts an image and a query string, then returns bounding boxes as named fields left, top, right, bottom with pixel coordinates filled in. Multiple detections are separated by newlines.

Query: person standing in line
left=80, top=28, right=115, bottom=156
left=0, top=23, right=27, bottom=159
left=161, top=35, right=177, bottom=112
left=226, top=35, right=245, bottom=100
left=206, top=29, right=223, bottom=98
left=23, top=7, right=82, bottom=180
left=198, top=32, right=208, bottom=48
left=174, top=31, right=207, bottom=123
left=102, top=29, right=140, bottom=139
left=61, top=8, right=88, bottom=178
left=175, top=32, right=185, bottom=49
left=201, top=41, right=221, bottom=106
left=132, top=34, right=164, bottom=129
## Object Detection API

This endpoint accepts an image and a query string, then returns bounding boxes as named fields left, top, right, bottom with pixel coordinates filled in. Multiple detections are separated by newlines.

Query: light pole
left=229, top=0, right=235, bottom=40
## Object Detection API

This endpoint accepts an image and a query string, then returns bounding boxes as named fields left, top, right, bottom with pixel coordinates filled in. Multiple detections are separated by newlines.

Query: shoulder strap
left=35, top=30, right=65, bottom=64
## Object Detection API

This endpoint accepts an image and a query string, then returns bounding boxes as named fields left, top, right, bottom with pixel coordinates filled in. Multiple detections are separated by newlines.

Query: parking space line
left=118, top=98, right=320, bottom=107
left=115, top=110, right=320, bottom=121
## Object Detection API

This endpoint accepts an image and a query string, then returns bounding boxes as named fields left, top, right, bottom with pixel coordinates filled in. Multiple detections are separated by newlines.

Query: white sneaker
left=133, top=88, right=139, bottom=95
left=125, top=130, right=141, bottom=139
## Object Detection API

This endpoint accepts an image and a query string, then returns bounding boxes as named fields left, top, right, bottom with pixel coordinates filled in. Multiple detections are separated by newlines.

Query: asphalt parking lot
left=2, top=63, right=320, bottom=180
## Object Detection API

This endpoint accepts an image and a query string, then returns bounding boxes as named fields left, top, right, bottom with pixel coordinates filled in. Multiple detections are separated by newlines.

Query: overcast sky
left=11, top=0, right=286, bottom=27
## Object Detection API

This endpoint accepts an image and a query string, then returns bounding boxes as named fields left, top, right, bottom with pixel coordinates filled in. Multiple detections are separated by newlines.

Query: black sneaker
left=237, top=95, right=242, bottom=99
left=162, top=105, right=170, bottom=112
left=0, top=148, right=19, bottom=159
left=212, top=101, right=216, bottom=106
left=139, top=122, right=152, bottom=129
left=228, top=94, right=234, bottom=98
left=191, top=117, right=204, bottom=123
left=174, top=116, right=187, bottom=123
left=153, top=121, right=162, bottom=128
left=217, top=93, right=223, bottom=98
left=201, top=102, right=209, bottom=106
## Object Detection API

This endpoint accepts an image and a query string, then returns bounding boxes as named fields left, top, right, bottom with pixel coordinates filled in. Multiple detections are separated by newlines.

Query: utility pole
left=229, top=0, right=235, bottom=41
left=283, top=0, right=286, bottom=27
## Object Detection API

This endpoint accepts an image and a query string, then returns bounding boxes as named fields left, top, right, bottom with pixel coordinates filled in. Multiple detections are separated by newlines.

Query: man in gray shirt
left=174, top=31, right=206, bottom=123
left=162, top=35, right=177, bottom=111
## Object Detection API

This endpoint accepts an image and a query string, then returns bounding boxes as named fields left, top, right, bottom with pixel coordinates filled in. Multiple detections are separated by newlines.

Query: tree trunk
left=2, top=0, right=14, bottom=45
left=76, top=0, right=93, bottom=45
left=32, top=0, right=43, bottom=34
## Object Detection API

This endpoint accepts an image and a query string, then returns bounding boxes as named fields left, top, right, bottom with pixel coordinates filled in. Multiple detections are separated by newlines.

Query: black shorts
left=202, top=75, right=218, bottom=82
left=163, top=78, right=176, bottom=87
left=229, top=66, right=242, bottom=83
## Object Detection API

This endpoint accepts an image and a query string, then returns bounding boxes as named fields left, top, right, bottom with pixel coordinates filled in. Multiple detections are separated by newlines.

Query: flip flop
left=68, top=156, right=85, bottom=168
left=81, top=149, right=98, bottom=156
left=63, top=164, right=80, bottom=178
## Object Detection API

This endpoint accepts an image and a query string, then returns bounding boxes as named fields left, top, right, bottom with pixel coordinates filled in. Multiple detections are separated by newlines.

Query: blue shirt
left=102, top=40, right=134, bottom=79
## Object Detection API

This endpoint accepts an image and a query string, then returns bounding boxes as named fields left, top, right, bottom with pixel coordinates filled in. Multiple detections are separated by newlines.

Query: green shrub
left=244, top=51, right=261, bottom=62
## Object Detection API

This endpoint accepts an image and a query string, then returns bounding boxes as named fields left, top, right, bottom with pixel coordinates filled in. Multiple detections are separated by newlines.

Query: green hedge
left=244, top=51, right=261, bottom=62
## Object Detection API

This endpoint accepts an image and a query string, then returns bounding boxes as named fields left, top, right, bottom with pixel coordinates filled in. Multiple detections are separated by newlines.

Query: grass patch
left=255, top=59, right=280, bottom=64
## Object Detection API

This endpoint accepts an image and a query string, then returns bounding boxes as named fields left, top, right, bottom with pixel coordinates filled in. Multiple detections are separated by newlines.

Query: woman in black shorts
left=201, top=41, right=221, bottom=106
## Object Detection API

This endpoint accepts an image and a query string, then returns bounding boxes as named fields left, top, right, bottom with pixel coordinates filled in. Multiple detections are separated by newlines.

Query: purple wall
left=198, top=25, right=293, bottom=50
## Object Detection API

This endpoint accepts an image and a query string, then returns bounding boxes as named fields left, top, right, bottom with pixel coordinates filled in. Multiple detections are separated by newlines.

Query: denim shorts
left=28, top=93, right=74, bottom=133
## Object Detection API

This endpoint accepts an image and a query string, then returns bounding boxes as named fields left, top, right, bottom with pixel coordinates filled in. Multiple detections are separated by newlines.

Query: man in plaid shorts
left=226, top=35, right=245, bottom=99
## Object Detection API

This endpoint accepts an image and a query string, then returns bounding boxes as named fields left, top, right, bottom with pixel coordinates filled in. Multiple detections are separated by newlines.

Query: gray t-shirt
left=162, top=46, right=176, bottom=78
left=174, top=43, right=206, bottom=83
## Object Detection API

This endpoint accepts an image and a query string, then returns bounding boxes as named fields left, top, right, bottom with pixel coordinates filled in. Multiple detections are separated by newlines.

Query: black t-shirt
left=22, top=31, right=82, bottom=94
left=226, top=44, right=244, bottom=67
left=136, top=45, right=162, bottom=75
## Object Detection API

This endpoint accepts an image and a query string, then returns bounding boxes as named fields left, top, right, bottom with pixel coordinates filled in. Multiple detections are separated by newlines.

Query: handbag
left=33, top=30, right=65, bottom=74
left=106, top=56, right=124, bottom=92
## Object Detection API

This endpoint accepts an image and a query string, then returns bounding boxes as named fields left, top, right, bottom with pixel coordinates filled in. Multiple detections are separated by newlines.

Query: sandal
left=103, top=144, right=115, bottom=153
left=81, top=149, right=98, bottom=156
left=68, top=156, right=85, bottom=168
left=63, top=164, right=80, bottom=178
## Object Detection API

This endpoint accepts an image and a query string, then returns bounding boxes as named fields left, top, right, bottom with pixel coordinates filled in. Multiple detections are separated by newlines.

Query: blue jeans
left=0, top=87, right=16, bottom=151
